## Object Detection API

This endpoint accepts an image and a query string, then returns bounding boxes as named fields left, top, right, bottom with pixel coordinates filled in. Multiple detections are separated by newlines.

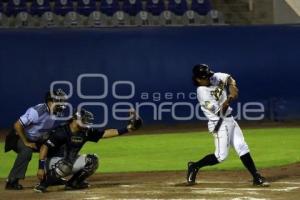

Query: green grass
left=0, top=127, right=299, bottom=178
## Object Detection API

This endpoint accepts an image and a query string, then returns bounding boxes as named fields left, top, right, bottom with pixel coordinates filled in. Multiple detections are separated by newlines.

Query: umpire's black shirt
left=44, top=124, right=105, bottom=163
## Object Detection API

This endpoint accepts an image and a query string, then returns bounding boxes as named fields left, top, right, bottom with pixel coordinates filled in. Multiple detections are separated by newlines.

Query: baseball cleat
left=186, top=162, right=199, bottom=185
left=65, top=181, right=90, bottom=190
left=34, top=183, right=47, bottom=193
left=51, top=177, right=67, bottom=186
left=253, top=175, right=270, bottom=187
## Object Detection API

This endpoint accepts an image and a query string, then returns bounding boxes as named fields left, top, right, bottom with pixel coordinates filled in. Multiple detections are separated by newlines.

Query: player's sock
left=192, top=154, right=219, bottom=169
left=240, top=152, right=259, bottom=178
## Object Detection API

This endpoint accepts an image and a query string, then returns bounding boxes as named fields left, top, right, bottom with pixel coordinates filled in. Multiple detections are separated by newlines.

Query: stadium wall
left=0, top=26, right=299, bottom=128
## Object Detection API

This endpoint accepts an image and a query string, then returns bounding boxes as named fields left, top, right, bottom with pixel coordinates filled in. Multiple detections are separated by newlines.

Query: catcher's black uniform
left=46, top=124, right=105, bottom=163
left=34, top=109, right=142, bottom=192
left=36, top=124, right=105, bottom=191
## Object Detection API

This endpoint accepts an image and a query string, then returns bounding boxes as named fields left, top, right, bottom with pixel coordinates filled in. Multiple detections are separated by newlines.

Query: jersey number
left=210, top=82, right=225, bottom=101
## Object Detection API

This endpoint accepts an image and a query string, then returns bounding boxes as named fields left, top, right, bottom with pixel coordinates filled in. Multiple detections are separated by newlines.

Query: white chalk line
left=231, top=198, right=268, bottom=200
left=78, top=185, right=300, bottom=200
left=84, top=186, right=299, bottom=194
left=96, top=181, right=300, bottom=193
left=117, top=181, right=300, bottom=189
left=102, top=199, right=207, bottom=200
left=76, top=181, right=300, bottom=200
left=84, top=198, right=268, bottom=200
left=164, top=181, right=300, bottom=185
left=190, top=186, right=299, bottom=192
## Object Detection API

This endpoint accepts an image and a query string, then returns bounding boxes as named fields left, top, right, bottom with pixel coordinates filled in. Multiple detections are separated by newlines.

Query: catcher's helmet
left=192, top=64, right=214, bottom=79
left=74, top=108, right=94, bottom=127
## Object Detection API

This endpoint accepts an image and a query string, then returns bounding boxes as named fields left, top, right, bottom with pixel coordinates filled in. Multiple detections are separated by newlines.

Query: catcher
left=34, top=108, right=142, bottom=192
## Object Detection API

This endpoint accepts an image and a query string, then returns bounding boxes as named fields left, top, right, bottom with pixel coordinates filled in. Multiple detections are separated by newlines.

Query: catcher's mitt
left=127, top=110, right=142, bottom=131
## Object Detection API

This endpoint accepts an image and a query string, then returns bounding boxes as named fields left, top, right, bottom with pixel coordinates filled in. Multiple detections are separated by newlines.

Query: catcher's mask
left=45, top=88, right=67, bottom=116
left=73, top=109, right=94, bottom=129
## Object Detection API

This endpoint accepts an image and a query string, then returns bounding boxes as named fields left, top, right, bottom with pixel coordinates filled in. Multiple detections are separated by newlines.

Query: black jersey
left=44, top=124, right=105, bottom=163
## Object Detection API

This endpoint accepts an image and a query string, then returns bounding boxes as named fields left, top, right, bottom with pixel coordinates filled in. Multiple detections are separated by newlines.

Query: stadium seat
left=112, top=10, right=129, bottom=26
left=5, top=0, right=33, bottom=27
left=135, top=10, right=151, bottom=26
left=123, top=0, right=142, bottom=16
left=0, top=12, right=9, bottom=27
left=53, top=0, right=74, bottom=16
left=77, top=0, right=97, bottom=17
left=63, top=11, right=83, bottom=27
left=100, top=0, right=120, bottom=17
left=0, top=0, right=3, bottom=12
left=87, top=11, right=103, bottom=27
left=30, top=0, right=51, bottom=16
left=183, top=10, right=205, bottom=25
left=160, top=10, right=174, bottom=26
left=206, top=9, right=225, bottom=24
left=168, top=0, right=187, bottom=16
left=6, top=0, right=28, bottom=17
left=146, top=0, right=164, bottom=16
left=191, top=0, right=211, bottom=16
left=0, top=0, right=6, bottom=27
left=146, top=0, right=164, bottom=25
left=123, top=0, right=143, bottom=25
left=40, top=11, right=60, bottom=27
left=14, top=10, right=34, bottom=27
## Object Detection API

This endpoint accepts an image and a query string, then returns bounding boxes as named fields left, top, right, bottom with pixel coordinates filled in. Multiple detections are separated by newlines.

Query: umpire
left=4, top=89, right=67, bottom=190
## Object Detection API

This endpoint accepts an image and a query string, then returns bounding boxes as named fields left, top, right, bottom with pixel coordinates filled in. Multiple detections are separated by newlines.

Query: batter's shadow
left=173, top=182, right=201, bottom=187
left=266, top=175, right=290, bottom=182
left=47, top=182, right=127, bottom=192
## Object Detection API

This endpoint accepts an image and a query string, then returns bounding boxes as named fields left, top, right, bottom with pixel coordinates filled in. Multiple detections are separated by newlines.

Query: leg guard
left=66, top=154, right=99, bottom=188
left=52, top=159, right=73, bottom=178
left=45, top=159, right=73, bottom=186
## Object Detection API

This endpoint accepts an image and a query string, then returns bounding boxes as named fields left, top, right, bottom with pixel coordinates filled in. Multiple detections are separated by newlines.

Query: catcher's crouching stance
left=34, top=109, right=142, bottom=193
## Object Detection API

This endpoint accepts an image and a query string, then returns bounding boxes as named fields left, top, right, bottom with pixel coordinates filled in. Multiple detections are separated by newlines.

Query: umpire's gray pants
left=7, top=139, right=33, bottom=181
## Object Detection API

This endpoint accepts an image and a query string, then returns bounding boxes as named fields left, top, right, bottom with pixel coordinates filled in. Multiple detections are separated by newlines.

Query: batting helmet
left=192, top=64, right=214, bottom=79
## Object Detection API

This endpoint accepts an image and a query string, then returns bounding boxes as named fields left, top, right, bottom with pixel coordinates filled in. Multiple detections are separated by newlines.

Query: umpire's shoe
left=253, top=174, right=270, bottom=187
left=187, top=162, right=199, bottom=185
left=5, top=179, right=23, bottom=190
left=65, top=181, right=90, bottom=190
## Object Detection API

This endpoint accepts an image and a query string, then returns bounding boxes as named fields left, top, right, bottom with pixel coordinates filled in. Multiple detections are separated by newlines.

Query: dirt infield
left=1, top=163, right=299, bottom=200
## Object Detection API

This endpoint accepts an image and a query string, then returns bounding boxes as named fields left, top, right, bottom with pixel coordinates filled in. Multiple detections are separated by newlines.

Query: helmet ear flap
left=192, top=75, right=200, bottom=86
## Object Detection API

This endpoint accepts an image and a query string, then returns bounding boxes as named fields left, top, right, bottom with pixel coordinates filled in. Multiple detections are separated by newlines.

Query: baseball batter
left=34, top=109, right=142, bottom=192
left=187, top=64, right=270, bottom=187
